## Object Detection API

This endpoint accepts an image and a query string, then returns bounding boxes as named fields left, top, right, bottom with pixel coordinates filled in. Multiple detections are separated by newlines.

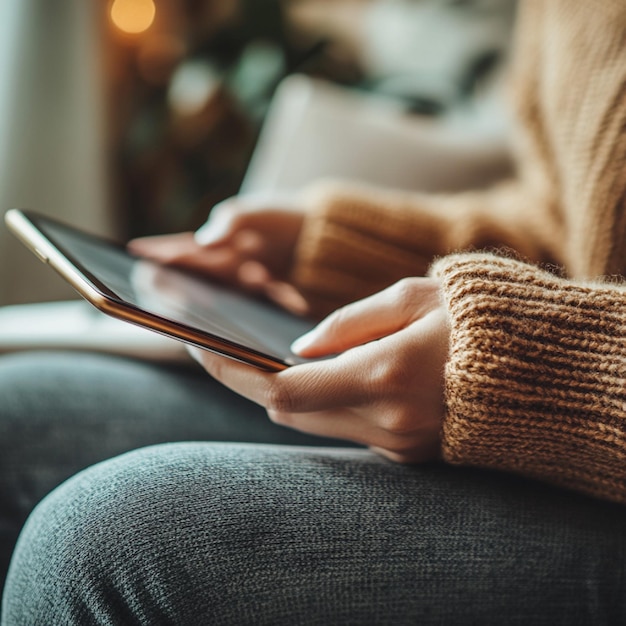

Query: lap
left=0, top=350, right=348, bottom=591
left=3, top=442, right=625, bottom=625
left=0, top=350, right=348, bottom=506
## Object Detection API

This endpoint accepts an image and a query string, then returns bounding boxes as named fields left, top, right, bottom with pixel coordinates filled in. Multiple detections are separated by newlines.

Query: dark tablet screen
left=31, top=214, right=316, bottom=366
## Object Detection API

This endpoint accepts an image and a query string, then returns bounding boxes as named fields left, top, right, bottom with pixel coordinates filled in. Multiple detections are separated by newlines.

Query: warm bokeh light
left=110, top=0, right=156, bottom=35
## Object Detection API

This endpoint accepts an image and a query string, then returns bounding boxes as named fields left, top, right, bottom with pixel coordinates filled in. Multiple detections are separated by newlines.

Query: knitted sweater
left=290, top=1, right=626, bottom=503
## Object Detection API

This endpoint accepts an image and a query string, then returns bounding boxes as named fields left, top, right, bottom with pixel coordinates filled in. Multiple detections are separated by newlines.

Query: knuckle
left=391, top=277, right=420, bottom=304
left=264, top=379, right=296, bottom=414
left=368, top=359, right=409, bottom=397
left=390, top=277, right=435, bottom=318
left=379, top=408, right=416, bottom=438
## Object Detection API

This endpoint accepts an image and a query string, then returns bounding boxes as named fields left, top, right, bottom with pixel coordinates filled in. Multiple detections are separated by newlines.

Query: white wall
left=0, top=0, right=112, bottom=305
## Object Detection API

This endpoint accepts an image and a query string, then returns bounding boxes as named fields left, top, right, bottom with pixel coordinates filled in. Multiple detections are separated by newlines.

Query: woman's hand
left=189, top=277, right=450, bottom=463
left=128, top=194, right=309, bottom=314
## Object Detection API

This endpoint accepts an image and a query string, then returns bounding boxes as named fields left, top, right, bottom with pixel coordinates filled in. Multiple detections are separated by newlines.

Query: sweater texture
left=290, top=1, right=626, bottom=503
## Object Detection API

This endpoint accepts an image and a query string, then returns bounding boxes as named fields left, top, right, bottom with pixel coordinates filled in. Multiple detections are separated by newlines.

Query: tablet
left=4, top=209, right=317, bottom=371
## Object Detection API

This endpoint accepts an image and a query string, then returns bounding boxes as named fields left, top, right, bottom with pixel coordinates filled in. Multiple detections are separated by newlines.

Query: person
left=2, top=1, right=626, bottom=623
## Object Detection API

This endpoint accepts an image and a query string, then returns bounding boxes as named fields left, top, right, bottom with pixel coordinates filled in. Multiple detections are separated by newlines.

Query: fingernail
left=290, top=329, right=317, bottom=354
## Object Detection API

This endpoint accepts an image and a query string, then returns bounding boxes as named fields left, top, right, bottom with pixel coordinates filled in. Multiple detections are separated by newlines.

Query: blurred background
left=0, top=0, right=517, bottom=306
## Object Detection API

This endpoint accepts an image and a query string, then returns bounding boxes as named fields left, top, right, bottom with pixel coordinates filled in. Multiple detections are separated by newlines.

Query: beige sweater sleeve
left=431, top=253, right=626, bottom=504
left=292, top=179, right=557, bottom=317
left=290, top=1, right=626, bottom=318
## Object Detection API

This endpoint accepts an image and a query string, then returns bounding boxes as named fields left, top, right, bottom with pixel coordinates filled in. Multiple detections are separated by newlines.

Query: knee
left=2, top=442, right=306, bottom=625
left=2, top=443, right=220, bottom=624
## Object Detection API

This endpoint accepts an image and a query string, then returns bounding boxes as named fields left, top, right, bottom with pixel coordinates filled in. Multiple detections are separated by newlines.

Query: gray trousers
left=1, top=351, right=625, bottom=624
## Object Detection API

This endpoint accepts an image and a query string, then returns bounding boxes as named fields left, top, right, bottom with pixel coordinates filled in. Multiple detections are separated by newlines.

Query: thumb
left=291, top=278, right=441, bottom=358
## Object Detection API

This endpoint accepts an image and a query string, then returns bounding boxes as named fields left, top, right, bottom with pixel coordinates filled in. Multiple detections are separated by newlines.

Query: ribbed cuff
left=430, top=253, right=626, bottom=503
